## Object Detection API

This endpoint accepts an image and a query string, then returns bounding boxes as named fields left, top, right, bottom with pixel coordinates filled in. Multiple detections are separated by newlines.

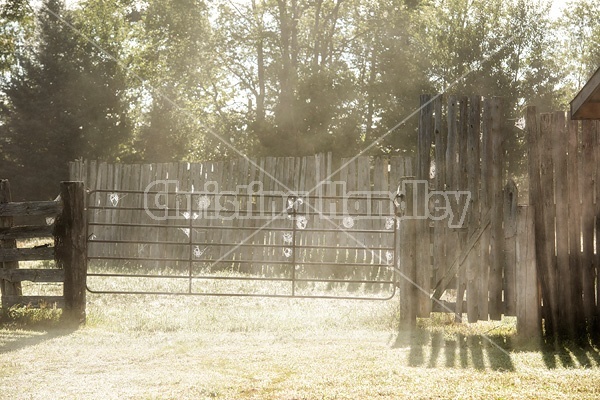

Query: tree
left=0, top=0, right=131, bottom=199
left=347, top=0, right=431, bottom=155
left=213, top=0, right=365, bottom=157
left=555, top=0, right=600, bottom=104
left=410, top=0, right=560, bottom=174
left=130, top=0, right=227, bottom=162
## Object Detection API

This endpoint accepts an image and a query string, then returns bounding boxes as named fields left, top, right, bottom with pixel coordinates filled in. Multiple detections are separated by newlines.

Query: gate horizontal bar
left=88, top=238, right=394, bottom=251
left=88, top=223, right=395, bottom=235
left=87, top=272, right=394, bottom=286
left=84, top=288, right=397, bottom=301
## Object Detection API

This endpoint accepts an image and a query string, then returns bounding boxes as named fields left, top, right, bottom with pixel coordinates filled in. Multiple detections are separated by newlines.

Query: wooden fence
left=398, top=95, right=539, bottom=336
left=70, top=154, right=412, bottom=285
left=70, top=98, right=540, bottom=335
left=0, top=180, right=87, bottom=324
left=70, top=96, right=600, bottom=339
left=527, top=109, right=600, bottom=339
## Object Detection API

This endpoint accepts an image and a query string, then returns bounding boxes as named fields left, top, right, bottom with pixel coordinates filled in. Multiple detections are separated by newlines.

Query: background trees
left=0, top=0, right=130, bottom=199
left=555, top=0, right=600, bottom=105
left=0, top=0, right=598, bottom=199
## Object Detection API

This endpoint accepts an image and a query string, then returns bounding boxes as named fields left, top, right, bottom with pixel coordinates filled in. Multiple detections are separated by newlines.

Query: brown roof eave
left=571, top=65, right=600, bottom=120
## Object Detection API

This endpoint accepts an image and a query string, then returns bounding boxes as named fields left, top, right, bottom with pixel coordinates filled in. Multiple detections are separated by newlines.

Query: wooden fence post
left=55, top=181, right=87, bottom=324
left=0, top=179, right=22, bottom=303
left=398, top=177, right=417, bottom=330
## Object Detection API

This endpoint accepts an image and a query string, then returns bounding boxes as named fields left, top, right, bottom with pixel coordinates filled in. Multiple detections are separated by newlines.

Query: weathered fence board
left=466, top=95, right=482, bottom=322
left=0, top=247, right=55, bottom=262
left=503, top=180, right=518, bottom=316
left=0, top=225, right=54, bottom=240
left=455, top=96, right=469, bottom=321
left=416, top=95, right=433, bottom=317
left=478, top=99, right=492, bottom=321
left=567, top=113, right=584, bottom=332
left=398, top=177, right=417, bottom=329
left=0, top=268, right=64, bottom=283
left=515, top=206, right=539, bottom=338
left=552, top=111, right=573, bottom=337
left=488, top=98, right=505, bottom=321
left=580, top=120, right=595, bottom=334
left=0, top=201, right=62, bottom=217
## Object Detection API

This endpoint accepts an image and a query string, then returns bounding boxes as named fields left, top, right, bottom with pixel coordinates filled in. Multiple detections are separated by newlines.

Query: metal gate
left=86, top=185, right=399, bottom=300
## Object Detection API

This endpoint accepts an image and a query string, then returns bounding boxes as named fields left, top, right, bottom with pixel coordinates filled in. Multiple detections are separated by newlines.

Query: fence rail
left=0, top=180, right=87, bottom=323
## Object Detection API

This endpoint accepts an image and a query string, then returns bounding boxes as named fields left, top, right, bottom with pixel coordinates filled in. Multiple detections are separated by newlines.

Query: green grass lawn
left=1, top=290, right=600, bottom=399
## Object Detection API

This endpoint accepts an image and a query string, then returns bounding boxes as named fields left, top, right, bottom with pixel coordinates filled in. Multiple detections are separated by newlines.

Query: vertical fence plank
left=466, top=95, right=481, bottom=322
left=316, top=153, right=327, bottom=270
left=0, top=180, right=22, bottom=303
left=416, top=94, right=433, bottom=317
left=304, top=155, right=315, bottom=274
left=446, top=96, right=460, bottom=317
left=567, top=115, right=584, bottom=332
left=347, top=158, right=358, bottom=271
left=455, top=96, right=469, bottom=321
left=358, top=156, right=371, bottom=267
left=595, top=121, right=600, bottom=327
left=503, top=180, right=518, bottom=316
left=539, top=113, right=559, bottom=336
left=581, top=120, right=596, bottom=328
left=516, top=205, right=540, bottom=337
left=398, top=177, right=417, bottom=330
left=130, top=164, right=143, bottom=267
left=432, top=95, right=446, bottom=292
left=553, top=112, right=573, bottom=337
left=526, top=107, right=550, bottom=334
left=478, top=99, right=493, bottom=320
left=238, top=157, right=252, bottom=274
left=56, top=181, right=87, bottom=324
left=488, top=97, right=504, bottom=321
left=371, top=157, right=387, bottom=291
left=139, top=164, right=154, bottom=268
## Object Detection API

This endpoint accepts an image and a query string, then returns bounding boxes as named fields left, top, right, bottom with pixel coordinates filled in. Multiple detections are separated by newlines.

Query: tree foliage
left=555, top=0, right=600, bottom=104
left=0, top=0, right=130, bottom=199
left=0, top=0, right=595, bottom=198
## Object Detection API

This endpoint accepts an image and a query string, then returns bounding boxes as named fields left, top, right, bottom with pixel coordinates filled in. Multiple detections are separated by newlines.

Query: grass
left=2, top=292, right=600, bottom=399
left=2, top=255, right=600, bottom=398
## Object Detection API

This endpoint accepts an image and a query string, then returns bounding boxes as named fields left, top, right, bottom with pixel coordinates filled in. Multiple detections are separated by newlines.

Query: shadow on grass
left=393, top=328, right=515, bottom=371
left=0, top=326, right=76, bottom=354
left=0, top=307, right=77, bottom=354
left=538, top=339, right=600, bottom=369
left=394, top=326, right=600, bottom=371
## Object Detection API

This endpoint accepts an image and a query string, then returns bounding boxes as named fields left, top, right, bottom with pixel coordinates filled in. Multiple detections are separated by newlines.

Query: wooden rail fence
left=0, top=180, right=87, bottom=324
